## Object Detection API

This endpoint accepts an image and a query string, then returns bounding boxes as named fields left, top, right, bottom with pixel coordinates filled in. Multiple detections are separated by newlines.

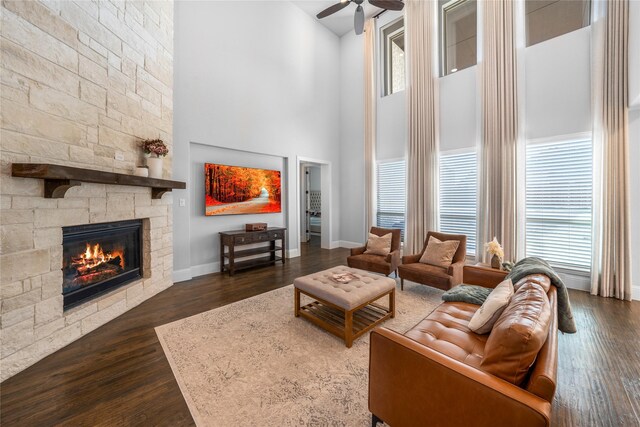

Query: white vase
left=147, top=156, right=163, bottom=179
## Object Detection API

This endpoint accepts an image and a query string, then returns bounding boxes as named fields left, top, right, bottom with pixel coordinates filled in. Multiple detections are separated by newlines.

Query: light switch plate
left=114, top=151, right=125, bottom=161
left=179, top=198, right=186, bottom=207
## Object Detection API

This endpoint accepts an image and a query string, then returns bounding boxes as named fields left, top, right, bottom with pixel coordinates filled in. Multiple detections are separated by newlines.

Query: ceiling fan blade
left=354, top=5, right=364, bottom=35
left=369, top=0, right=404, bottom=11
left=316, top=1, right=351, bottom=19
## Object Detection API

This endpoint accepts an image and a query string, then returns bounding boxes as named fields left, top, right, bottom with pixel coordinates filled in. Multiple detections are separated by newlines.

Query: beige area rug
left=155, top=281, right=442, bottom=426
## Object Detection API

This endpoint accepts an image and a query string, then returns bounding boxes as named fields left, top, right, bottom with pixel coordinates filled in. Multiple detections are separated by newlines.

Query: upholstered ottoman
left=293, top=266, right=396, bottom=347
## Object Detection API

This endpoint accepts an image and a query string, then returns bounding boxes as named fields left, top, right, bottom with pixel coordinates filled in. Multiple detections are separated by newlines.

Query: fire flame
left=76, top=243, right=124, bottom=270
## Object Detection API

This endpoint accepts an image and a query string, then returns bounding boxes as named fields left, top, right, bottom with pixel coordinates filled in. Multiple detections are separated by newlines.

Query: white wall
left=440, top=66, right=478, bottom=151
left=525, top=27, right=592, bottom=139
left=629, top=0, right=640, bottom=108
left=338, top=30, right=366, bottom=246
left=173, top=1, right=341, bottom=280
left=629, top=110, right=640, bottom=299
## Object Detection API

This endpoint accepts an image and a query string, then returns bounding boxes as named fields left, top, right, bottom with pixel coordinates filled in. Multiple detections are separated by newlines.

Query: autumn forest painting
left=205, top=163, right=282, bottom=216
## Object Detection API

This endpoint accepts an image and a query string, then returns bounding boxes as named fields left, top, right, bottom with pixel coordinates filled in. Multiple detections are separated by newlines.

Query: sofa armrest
left=463, top=264, right=508, bottom=289
left=350, top=246, right=366, bottom=256
left=401, top=254, right=421, bottom=264
left=369, top=328, right=551, bottom=427
left=447, top=260, right=465, bottom=285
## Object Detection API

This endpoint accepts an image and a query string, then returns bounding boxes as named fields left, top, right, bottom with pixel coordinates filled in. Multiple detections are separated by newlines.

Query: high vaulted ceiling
left=292, top=1, right=384, bottom=36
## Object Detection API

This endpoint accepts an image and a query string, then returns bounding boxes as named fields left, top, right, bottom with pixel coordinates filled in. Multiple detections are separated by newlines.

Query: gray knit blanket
left=442, top=257, right=577, bottom=334
left=442, top=285, right=492, bottom=306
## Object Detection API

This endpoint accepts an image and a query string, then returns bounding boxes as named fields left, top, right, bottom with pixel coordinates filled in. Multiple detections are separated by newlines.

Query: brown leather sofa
left=369, top=266, right=558, bottom=427
left=347, top=227, right=401, bottom=276
left=397, top=231, right=467, bottom=291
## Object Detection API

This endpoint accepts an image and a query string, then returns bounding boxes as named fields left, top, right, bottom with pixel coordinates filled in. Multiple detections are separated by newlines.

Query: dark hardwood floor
left=1, top=244, right=638, bottom=426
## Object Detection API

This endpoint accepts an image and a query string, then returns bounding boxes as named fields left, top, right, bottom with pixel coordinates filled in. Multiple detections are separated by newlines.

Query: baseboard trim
left=175, top=250, right=299, bottom=282
left=190, top=261, right=220, bottom=278
left=557, top=271, right=591, bottom=292
left=173, top=268, right=192, bottom=283
left=338, top=241, right=362, bottom=249
left=633, top=285, right=640, bottom=301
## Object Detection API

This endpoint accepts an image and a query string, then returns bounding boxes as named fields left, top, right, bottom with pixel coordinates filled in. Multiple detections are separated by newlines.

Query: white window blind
left=525, top=138, right=593, bottom=272
left=439, top=150, right=477, bottom=253
left=376, top=160, right=406, bottom=240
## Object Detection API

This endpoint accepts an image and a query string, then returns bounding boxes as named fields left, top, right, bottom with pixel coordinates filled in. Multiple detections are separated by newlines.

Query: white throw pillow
left=418, top=236, right=460, bottom=268
left=468, top=279, right=514, bottom=334
left=364, top=233, right=392, bottom=256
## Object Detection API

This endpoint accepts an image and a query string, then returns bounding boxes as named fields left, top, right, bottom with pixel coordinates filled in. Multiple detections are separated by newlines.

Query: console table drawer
left=269, top=230, right=284, bottom=240
left=234, top=232, right=266, bottom=244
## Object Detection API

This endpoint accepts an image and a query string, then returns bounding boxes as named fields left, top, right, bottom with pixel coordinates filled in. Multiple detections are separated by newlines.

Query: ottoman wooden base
left=294, top=287, right=395, bottom=348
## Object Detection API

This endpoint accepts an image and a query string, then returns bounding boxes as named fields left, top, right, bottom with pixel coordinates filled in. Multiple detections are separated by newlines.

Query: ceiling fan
left=316, top=0, right=405, bottom=35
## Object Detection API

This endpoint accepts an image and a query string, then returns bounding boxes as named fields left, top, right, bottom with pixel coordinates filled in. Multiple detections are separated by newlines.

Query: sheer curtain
left=590, top=0, right=632, bottom=300
left=405, top=0, right=439, bottom=254
left=477, top=0, right=519, bottom=263
left=364, top=19, right=376, bottom=235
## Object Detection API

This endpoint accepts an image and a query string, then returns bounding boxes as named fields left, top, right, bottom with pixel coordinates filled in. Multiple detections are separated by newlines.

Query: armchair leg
left=372, top=413, right=383, bottom=427
left=400, top=278, right=404, bottom=291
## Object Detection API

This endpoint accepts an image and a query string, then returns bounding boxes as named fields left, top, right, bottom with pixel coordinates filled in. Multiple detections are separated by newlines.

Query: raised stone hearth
left=1, top=0, right=175, bottom=381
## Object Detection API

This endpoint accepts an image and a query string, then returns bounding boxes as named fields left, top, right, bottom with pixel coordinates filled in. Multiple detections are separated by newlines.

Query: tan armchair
left=347, top=227, right=401, bottom=277
left=397, top=231, right=466, bottom=291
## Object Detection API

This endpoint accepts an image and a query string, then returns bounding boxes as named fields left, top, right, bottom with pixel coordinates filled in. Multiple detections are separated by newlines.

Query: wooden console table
left=219, top=227, right=286, bottom=276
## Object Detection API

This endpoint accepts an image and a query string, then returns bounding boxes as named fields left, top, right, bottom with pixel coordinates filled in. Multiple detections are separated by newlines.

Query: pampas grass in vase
left=485, top=237, right=504, bottom=270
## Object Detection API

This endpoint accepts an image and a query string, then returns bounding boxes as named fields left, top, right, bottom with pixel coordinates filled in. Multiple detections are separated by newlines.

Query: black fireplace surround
left=62, top=220, right=143, bottom=310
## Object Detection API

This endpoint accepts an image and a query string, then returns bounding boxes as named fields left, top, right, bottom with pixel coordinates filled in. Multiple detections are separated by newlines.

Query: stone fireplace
left=0, top=0, right=175, bottom=381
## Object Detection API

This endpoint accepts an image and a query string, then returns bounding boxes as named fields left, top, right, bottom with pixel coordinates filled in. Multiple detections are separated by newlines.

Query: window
left=526, top=0, right=591, bottom=47
left=439, top=150, right=477, bottom=254
left=525, top=138, right=592, bottom=272
left=376, top=160, right=406, bottom=240
left=441, top=0, right=477, bottom=76
left=382, top=18, right=405, bottom=96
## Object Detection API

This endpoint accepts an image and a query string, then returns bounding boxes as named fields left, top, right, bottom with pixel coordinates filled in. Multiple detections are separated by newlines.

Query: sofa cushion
left=397, top=263, right=450, bottom=288
left=364, top=232, right=392, bottom=256
left=405, top=302, right=487, bottom=369
left=480, top=282, right=551, bottom=385
left=419, top=236, right=460, bottom=268
left=468, top=278, right=514, bottom=334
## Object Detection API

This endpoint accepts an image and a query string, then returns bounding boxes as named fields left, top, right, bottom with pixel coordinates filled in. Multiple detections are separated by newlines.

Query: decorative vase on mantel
left=491, top=254, right=502, bottom=270
left=141, top=138, right=168, bottom=179
left=146, top=155, right=163, bottom=179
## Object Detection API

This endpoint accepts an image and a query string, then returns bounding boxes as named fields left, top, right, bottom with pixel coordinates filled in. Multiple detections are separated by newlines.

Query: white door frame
left=296, top=156, right=332, bottom=249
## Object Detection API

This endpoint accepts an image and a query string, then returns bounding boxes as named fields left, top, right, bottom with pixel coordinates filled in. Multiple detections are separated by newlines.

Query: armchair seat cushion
left=404, top=302, right=487, bottom=369
left=398, top=263, right=450, bottom=289
left=347, top=254, right=392, bottom=275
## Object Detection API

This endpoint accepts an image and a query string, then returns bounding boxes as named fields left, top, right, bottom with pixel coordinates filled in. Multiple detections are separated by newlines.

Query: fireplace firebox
left=62, top=220, right=143, bottom=310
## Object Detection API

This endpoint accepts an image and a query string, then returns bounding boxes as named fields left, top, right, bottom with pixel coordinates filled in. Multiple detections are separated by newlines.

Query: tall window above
left=382, top=18, right=405, bottom=96
left=439, top=150, right=477, bottom=254
left=376, top=160, right=406, bottom=240
left=525, top=138, right=593, bottom=272
left=441, top=0, right=477, bottom=76
left=526, top=0, right=591, bottom=47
